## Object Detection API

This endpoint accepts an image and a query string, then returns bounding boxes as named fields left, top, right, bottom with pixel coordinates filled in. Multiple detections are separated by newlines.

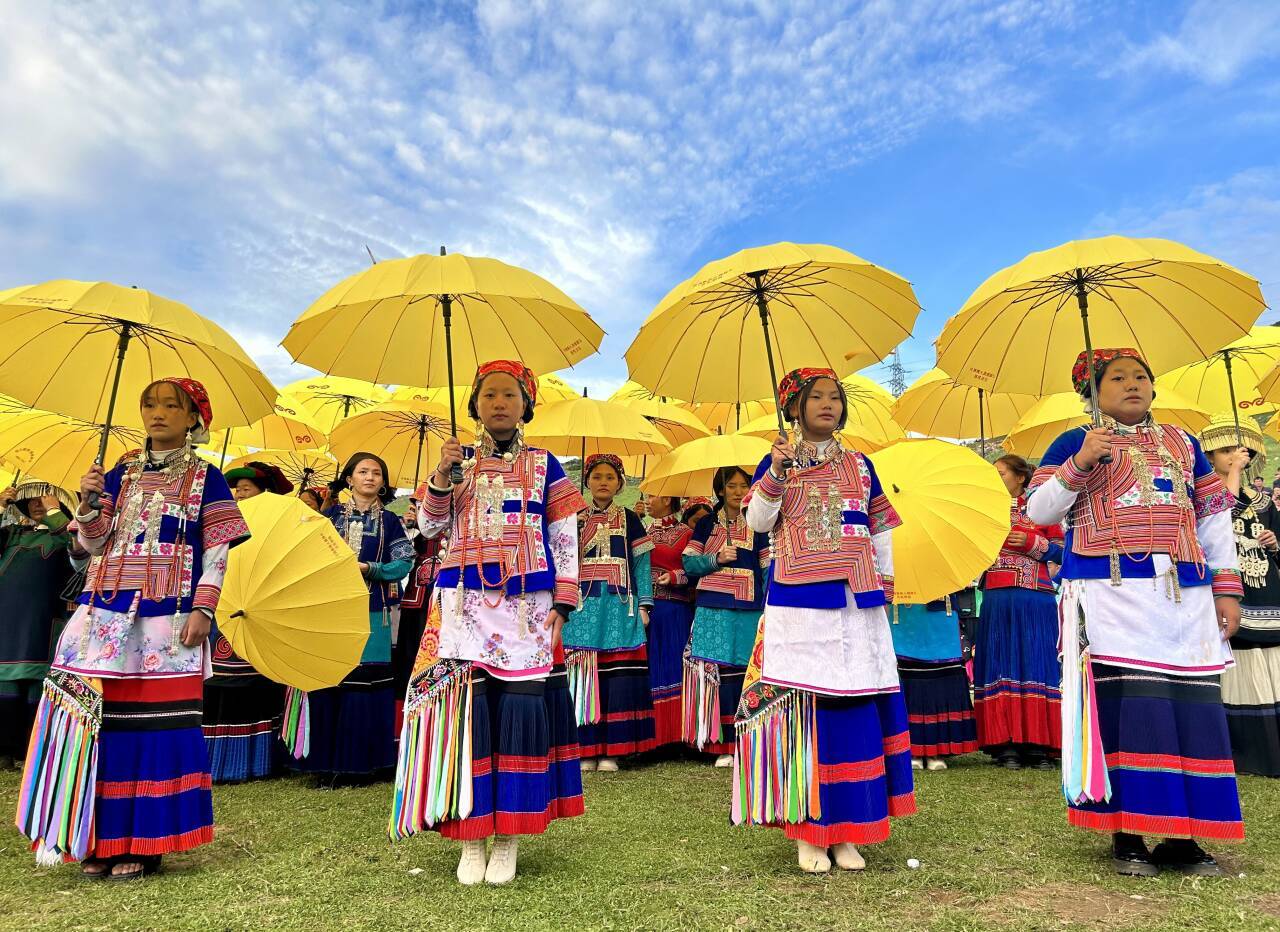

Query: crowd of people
left=2, top=351, right=1275, bottom=886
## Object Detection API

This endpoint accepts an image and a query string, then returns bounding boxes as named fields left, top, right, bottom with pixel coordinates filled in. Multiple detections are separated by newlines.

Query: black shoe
left=997, top=750, right=1022, bottom=770
left=1112, top=833, right=1158, bottom=877
left=1151, top=839, right=1223, bottom=877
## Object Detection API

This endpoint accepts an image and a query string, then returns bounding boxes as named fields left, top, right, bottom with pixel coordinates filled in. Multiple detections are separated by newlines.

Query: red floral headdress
left=1070, top=348, right=1153, bottom=397
left=474, top=360, right=537, bottom=406
left=777, top=366, right=838, bottom=416
left=583, top=452, right=625, bottom=480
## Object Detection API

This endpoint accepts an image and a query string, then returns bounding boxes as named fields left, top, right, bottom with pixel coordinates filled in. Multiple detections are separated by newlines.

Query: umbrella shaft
left=1075, top=269, right=1112, bottom=466
left=442, top=293, right=463, bottom=486
left=88, top=322, right=133, bottom=510
left=750, top=271, right=792, bottom=469
left=1223, top=352, right=1242, bottom=445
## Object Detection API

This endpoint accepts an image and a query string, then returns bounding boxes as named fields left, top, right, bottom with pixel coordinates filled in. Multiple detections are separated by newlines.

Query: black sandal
left=80, top=858, right=114, bottom=881
left=107, top=855, right=162, bottom=882
left=1151, top=839, right=1223, bottom=877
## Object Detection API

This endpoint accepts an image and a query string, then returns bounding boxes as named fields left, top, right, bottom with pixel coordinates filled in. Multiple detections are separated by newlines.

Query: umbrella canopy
left=625, top=242, right=921, bottom=405
left=329, top=399, right=474, bottom=490
left=1162, top=326, right=1280, bottom=420
left=680, top=398, right=775, bottom=434
left=196, top=442, right=253, bottom=467
left=1002, top=389, right=1211, bottom=459
left=226, top=449, right=340, bottom=490
left=935, top=236, right=1266, bottom=396
left=0, top=409, right=144, bottom=490
left=0, top=280, right=276, bottom=430
left=216, top=494, right=369, bottom=691
left=736, top=413, right=899, bottom=456
left=869, top=439, right=1011, bottom=605
left=207, top=393, right=328, bottom=455
left=639, top=434, right=772, bottom=499
left=283, top=252, right=603, bottom=388
left=281, top=376, right=391, bottom=433
left=610, top=380, right=682, bottom=404
left=608, top=395, right=711, bottom=448
left=525, top=397, right=672, bottom=459
left=891, top=368, right=1038, bottom=442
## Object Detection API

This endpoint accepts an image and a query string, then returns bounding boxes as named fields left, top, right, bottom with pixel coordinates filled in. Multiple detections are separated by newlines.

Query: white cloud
left=1115, top=0, right=1280, bottom=85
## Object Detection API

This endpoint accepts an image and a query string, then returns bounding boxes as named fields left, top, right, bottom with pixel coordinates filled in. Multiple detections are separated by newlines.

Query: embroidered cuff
left=422, top=486, right=452, bottom=519
left=193, top=583, right=221, bottom=613
left=1029, top=535, right=1049, bottom=558
left=77, top=509, right=110, bottom=540
left=1211, top=569, right=1244, bottom=600
left=754, top=469, right=785, bottom=501
left=880, top=575, right=895, bottom=604
left=554, top=577, right=579, bottom=606
left=1056, top=457, right=1091, bottom=491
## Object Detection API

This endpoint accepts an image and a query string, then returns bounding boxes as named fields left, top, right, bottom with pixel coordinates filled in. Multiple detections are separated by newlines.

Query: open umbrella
left=208, top=393, right=328, bottom=468
left=681, top=398, right=775, bottom=434
left=525, top=396, right=671, bottom=482
left=281, top=376, right=390, bottom=433
left=935, top=236, right=1266, bottom=401
left=284, top=250, right=602, bottom=485
left=0, top=408, right=144, bottom=491
left=0, top=281, right=276, bottom=475
left=609, top=395, right=711, bottom=448
left=869, top=439, right=1010, bottom=605
left=216, top=493, right=369, bottom=692
left=891, top=368, right=1038, bottom=455
left=329, top=399, right=474, bottom=491
left=626, top=243, right=920, bottom=444
left=639, top=434, right=772, bottom=499
left=1162, top=327, right=1280, bottom=439
left=1002, top=388, right=1210, bottom=459
left=226, top=449, right=340, bottom=493
left=736, top=412, right=900, bottom=456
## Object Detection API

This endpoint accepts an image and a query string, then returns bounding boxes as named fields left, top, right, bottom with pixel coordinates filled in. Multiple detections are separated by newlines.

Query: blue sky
left=1, top=0, right=1276, bottom=398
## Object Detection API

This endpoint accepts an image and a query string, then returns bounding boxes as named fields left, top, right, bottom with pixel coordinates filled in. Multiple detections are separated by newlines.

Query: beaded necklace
left=455, top=428, right=531, bottom=612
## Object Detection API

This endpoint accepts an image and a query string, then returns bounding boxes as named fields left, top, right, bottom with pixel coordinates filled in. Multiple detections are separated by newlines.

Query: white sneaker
left=484, top=835, right=518, bottom=885
left=797, top=840, right=832, bottom=873
left=911, top=757, right=924, bottom=771
left=596, top=757, right=619, bottom=772
left=580, top=758, right=598, bottom=772
left=456, top=839, right=487, bottom=886
left=714, top=754, right=734, bottom=768
left=831, top=842, right=865, bottom=871
left=925, top=757, right=948, bottom=772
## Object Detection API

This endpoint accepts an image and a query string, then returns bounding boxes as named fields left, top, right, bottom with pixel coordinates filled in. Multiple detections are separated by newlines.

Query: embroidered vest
left=696, top=515, right=757, bottom=604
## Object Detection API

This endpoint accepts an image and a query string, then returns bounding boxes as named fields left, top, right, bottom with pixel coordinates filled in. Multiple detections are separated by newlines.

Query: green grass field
left=1, top=754, right=1277, bottom=931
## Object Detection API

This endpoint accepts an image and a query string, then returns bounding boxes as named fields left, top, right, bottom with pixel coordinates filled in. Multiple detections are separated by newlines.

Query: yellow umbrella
left=610, top=380, right=682, bottom=404
left=681, top=398, right=775, bottom=434
left=0, top=281, right=277, bottom=464
left=329, top=399, right=474, bottom=491
left=891, top=367, right=1039, bottom=450
left=935, top=236, right=1266, bottom=398
left=626, top=244, right=920, bottom=419
left=226, top=449, right=340, bottom=492
left=609, top=396, right=711, bottom=448
left=525, top=397, right=671, bottom=461
left=734, top=376, right=903, bottom=454
left=281, top=376, right=391, bottom=433
left=1002, top=388, right=1211, bottom=459
left=284, top=251, right=602, bottom=476
left=736, top=413, right=897, bottom=456
left=196, top=443, right=253, bottom=467
left=1162, top=326, right=1280, bottom=430
left=216, top=493, right=369, bottom=691
left=0, top=409, right=145, bottom=490
left=639, top=434, right=772, bottom=499
left=208, top=393, right=328, bottom=457
left=869, top=439, right=1010, bottom=605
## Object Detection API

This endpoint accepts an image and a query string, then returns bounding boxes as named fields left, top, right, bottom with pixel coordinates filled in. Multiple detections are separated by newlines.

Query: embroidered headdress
left=1071, top=348, right=1153, bottom=398
left=1200, top=413, right=1265, bottom=461
left=225, top=461, right=295, bottom=495
left=777, top=367, right=838, bottom=417
left=583, top=453, right=625, bottom=480
left=469, top=360, right=538, bottom=423
left=146, top=377, right=213, bottom=445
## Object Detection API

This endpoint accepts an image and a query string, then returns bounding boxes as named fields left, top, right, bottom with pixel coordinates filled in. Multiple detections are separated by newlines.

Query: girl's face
left=1209, top=447, right=1250, bottom=476
left=233, top=478, right=263, bottom=501
left=300, top=490, right=322, bottom=512
left=349, top=459, right=384, bottom=498
left=721, top=472, right=750, bottom=511
left=647, top=495, right=675, bottom=519
left=587, top=464, right=622, bottom=504
left=995, top=460, right=1025, bottom=497
left=793, top=378, right=844, bottom=438
left=1095, top=358, right=1153, bottom=425
left=141, top=382, right=198, bottom=448
left=475, top=373, right=524, bottom=436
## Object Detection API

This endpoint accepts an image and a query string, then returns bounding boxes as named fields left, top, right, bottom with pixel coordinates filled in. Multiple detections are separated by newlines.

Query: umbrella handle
left=441, top=284, right=464, bottom=486
left=85, top=322, right=133, bottom=511
left=1076, top=270, right=1112, bottom=466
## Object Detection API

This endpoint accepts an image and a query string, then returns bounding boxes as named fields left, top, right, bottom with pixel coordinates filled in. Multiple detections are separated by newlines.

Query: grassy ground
left=1, top=753, right=1278, bottom=931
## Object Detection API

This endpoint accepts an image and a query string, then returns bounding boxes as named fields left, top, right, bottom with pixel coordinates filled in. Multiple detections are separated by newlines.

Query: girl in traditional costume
left=288, top=452, right=412, bottom=783
left=1200, top=414, right=1280, bottom=778
left=18, top=378, right=249, bottom=880
left=393, top=360, right=585, bottom=886
left=890, top=595, right=978, bottom=771
left=738, top=368, right=914, bottom=874
left=644, top=494, right=695, bottom=748
left=564, top=453, right=656, bottom=771
left=0, top=484, right=81, bottom=768
left=682, top=467, right=769, bottom=766
left=973, top=453, right=1064, bottom=770
left=202, top=461, right=293, bottom=784
left=1027, top=348, right=1243, bottom=877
